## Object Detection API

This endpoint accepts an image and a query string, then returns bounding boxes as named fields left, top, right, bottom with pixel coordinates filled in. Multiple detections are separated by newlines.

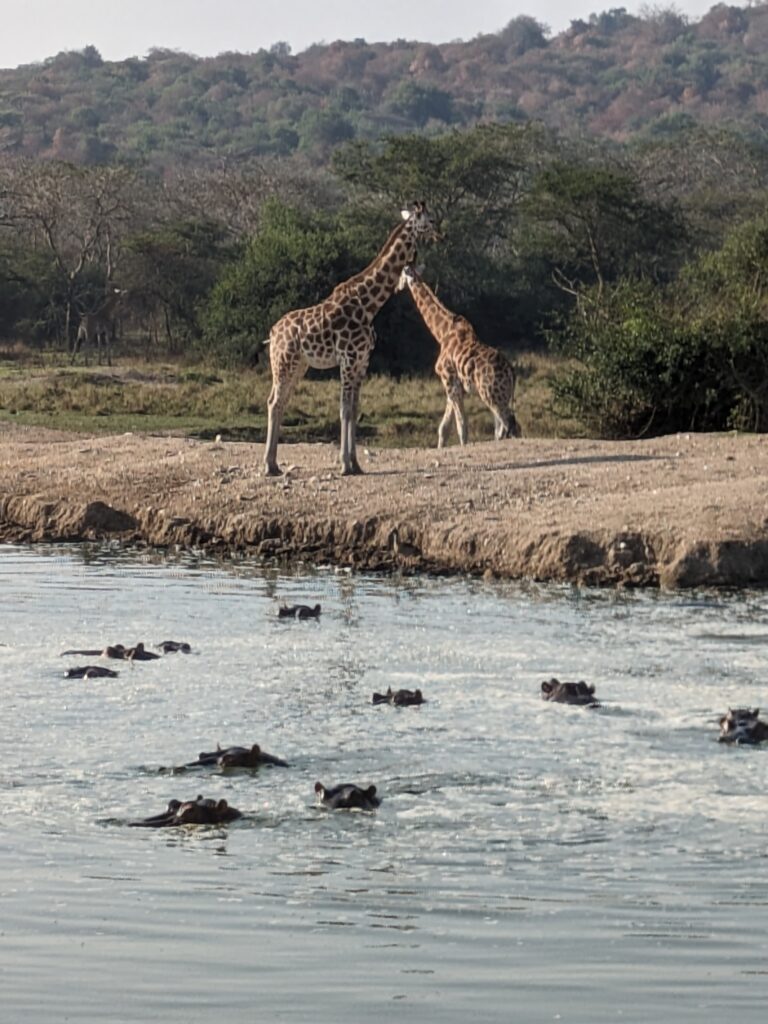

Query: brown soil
left=1, top=422, right=767, bottom=588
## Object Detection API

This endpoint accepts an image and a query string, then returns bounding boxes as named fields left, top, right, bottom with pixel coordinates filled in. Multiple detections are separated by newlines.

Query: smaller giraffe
left=397, top=266, right=521, bottom=447
left=72, top=287, right=125, bottom=366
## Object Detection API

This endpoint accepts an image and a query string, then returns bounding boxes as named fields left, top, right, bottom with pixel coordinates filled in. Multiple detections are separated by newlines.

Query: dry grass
left=0, top=350, right=585, bottom=443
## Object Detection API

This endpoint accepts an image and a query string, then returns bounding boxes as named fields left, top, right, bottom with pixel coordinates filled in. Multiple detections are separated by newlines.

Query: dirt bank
left=1, top=423, right=767, bottom=588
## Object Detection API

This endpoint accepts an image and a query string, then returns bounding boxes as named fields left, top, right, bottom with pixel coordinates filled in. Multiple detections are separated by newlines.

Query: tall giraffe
left=397, top=265, right=521, bottom=447
left=263, top=202, right=438, bottom=477
left=72, top=287, right=125, bottom=367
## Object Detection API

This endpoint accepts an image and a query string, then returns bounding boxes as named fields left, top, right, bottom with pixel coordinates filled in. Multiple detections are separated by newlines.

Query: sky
left=0, top=0, right=743, bottom=69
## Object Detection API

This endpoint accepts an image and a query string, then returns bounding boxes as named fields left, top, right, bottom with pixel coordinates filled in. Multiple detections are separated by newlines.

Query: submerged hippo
left=372, top=687, right=425, bottom=706
left=158, top=640, right=192, bottom=654
left=718, top=707, right=768, bottom=745
left=130, top=795, right=242, bottom=828
left=61, top=644, right=128, bottom=659
left=124, top=642, right=161, bottom=661
left=278, top=604, right=321, bottom=620
left=65, top=665, right=119, bottom=679
left=314, top=781, right=381, bottom=811
left=186, top=743, right=289, bottom=769
left=541, top=678, right=600, bottom=707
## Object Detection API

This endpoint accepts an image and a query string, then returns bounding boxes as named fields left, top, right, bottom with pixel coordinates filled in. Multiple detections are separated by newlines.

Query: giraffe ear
left=401, top=208, right=412, bottom=220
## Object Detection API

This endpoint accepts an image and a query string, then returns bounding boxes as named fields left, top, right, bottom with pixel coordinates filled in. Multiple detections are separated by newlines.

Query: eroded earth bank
left=1, top=423, right=767, bottom=588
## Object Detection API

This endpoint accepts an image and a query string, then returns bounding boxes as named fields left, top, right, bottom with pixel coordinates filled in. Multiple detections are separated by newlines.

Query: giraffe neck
left=333, top=221, right=420, bottom=319
left=407, top=278, right=456, bottom=345
left=98, top=292, right=121, bottom=318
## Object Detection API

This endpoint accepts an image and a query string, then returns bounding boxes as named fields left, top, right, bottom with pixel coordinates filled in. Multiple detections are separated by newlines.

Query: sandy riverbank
left=1, top=423, right=767, bottom=588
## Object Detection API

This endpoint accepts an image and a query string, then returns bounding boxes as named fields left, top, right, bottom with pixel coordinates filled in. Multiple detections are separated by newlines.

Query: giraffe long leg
left=453, top=392, right=468, bottom=445
left=441, top=376, right=467, bottom=445
left=339, top=333, right=372, bottom=475
left=437, top=395, right=453, bottom=448
left=339, top=365, right=365, bottom=476
left=71, top=326, right=85, bottom=365
left=264, top=350, right=305, bottom=476
left=491, top=406, right=509, bottom=440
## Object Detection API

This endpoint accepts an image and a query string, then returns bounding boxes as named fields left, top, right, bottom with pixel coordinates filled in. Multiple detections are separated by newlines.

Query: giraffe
left=397, top=265, right=521, bottom=447
left=263, top=202, right=438, bottom=477
left=72, top=287, right=125, bottom=367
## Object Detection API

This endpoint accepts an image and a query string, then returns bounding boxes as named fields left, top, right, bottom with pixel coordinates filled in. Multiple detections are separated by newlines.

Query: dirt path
left=1, top=423, right=767, bottom=588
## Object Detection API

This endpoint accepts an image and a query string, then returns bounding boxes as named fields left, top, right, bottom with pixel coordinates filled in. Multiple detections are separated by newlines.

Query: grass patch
left=0, top=351, right=585, bottom=444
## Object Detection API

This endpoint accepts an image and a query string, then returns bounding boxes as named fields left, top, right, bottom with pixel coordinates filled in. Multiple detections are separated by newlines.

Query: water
left=2, top=544, right=768, bottom=1022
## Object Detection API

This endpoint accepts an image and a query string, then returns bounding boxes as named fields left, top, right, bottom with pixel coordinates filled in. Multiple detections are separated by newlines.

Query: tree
left=526, top=158, right=687, bottom=295
left=200, top=200, right=369, bottom=365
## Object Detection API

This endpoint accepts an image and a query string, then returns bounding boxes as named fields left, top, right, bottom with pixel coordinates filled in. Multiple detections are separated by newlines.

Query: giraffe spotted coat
left=398, top=265, right=521, bottom=447
left=263, top=203, right=437, bottom=476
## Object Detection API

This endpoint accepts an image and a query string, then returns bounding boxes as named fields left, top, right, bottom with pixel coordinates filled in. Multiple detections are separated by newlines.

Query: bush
left=551, top=279, right=768, bottom=437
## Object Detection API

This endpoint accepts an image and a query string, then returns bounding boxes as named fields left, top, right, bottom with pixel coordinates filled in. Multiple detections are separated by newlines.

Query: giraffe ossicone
left=398, top=265, right=521, bottom=447
left=263, top=202, right=438, bottom=477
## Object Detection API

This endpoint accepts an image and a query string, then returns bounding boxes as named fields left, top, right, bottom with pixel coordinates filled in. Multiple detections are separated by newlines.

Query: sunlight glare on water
left=1, top=544, right=768, bottom=1022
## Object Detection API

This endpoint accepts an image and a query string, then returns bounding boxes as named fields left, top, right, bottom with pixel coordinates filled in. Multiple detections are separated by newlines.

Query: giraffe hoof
left=341, top=464, right=364, bottom=477
left=264, top=465, right=283, bottom=477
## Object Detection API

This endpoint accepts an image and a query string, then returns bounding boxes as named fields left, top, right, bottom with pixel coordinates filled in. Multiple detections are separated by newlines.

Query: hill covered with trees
left=2, top=5, right=768, bottom=441
left=1, top=5, right=768, bottom=166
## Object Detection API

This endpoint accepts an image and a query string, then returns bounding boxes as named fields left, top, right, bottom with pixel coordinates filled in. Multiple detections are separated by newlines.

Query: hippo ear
left=216, top=799, right=229, bottom=812
left=415, top=689, right=422, bottom=699
left=251, top=743, right=261, bottom=755
left=366, top=785, right=377, bottom=798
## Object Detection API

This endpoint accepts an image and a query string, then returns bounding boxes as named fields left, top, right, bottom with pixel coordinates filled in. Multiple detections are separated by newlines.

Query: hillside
left=1, top=5, right=768, bottom=167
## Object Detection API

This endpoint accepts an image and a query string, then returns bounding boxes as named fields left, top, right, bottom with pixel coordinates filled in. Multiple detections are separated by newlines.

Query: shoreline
left=1, top=423, right=767, bottom=588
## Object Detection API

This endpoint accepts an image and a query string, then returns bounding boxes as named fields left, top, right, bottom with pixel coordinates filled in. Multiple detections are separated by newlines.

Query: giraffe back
left=443, top=317, right=516, bottom=405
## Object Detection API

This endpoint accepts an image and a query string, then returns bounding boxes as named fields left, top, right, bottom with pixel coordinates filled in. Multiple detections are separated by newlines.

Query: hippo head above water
left=185, top=743, right=289, bottom=769
left=718, top=707, right=768, bottom=745
left=314, top=781, right=381, bottom=811
left=541, top=678, right=600, bottom=707
left=372, top=687, right=424, bottom=707
left=278, top=603, right=321, bottom=620
left=130, top=795, right=243, bottom=828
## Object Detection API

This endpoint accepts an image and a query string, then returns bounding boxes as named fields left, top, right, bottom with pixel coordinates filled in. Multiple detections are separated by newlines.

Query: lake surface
left=2, top=544, right=768, bottom=1022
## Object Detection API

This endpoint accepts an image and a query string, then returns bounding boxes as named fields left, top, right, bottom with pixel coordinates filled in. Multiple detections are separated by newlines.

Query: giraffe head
left=400, top=201, right=439, bottom=244
left=396, top=264, right=425, bottom=293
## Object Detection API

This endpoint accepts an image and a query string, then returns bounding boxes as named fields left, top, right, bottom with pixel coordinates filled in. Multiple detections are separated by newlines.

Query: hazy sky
left=1, top=0, right=737, bottom=69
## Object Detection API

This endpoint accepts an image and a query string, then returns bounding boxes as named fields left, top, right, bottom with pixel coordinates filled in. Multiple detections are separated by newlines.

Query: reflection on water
left=2, top=544, right=768, bottom=1022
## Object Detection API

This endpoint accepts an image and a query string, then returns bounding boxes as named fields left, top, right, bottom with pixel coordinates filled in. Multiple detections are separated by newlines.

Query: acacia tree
left=0, top=159, right=143, bottom=348
left=331, top=124, right=555, bottom=350
left=525, top=158, right=688, bottom=298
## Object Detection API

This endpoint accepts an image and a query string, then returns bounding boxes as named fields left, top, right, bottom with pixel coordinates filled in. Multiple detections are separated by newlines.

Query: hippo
left=314, top=781, right=381, bottom=811
left=185, top=743, right=289, bottom=769
left=541, top=678, right=600, bottom=707
left=158, top=641, right=192, bottom=654
left=718, top=707, right=768, bottom=745
left=372, top=687, right=424, bottom=706
left=65, top=665, right=119, bottom=679
left=124, top=642, right=161, bottom=661
left=61, top=644, right=127, bottom=659
left=130, top=795, right=242, bottom=828
left=278, top=604, right=321, bottom=620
